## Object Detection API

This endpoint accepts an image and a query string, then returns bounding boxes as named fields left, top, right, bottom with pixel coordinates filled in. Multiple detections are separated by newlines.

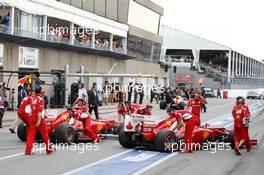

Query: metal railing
left=0, top=25, right=125, bottom=54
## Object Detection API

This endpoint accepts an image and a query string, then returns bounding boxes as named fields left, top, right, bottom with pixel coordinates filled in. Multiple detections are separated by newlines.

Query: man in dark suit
left=88, top=82, right=99, bottom=120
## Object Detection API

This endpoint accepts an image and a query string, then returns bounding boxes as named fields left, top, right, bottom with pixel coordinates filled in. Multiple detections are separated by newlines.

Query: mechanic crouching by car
left=71, top=99, right=101, bottom=143
left=135, top=105, right=152, bottom=115
left=25, top=87, right=55, bottom=155
left=187, top=91, right=207, bottom=127
left=167, top=108, right=196, bottom=153
left=232, top=97, right=251, bottom=155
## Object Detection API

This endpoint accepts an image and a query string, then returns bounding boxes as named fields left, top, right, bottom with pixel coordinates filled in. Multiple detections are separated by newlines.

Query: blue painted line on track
left=73, top=150, right=169, bottom=175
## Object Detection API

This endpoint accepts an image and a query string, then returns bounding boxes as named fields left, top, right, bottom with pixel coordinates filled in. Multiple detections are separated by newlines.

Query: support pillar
left=235, top=52, right=238, bottom=76
left=91, top=29, right=95, bottom=49
left=43, top=15, right=48, bottom=40
left=10, top=6, right=15, bottom=34
left=70, top=22, right=74, bottom=45
left=80, top=65, right=85, bottom=83
left=122, top=37, right=127, bottom=54
left=192, top=49, right=200, bottom=69
left=65, top=64, right=70, bottom=106
left=109, top=33, right=113, bottom=51
left=231, top=51, right=235, bottom=77
left=227, top=50, right=232, bottom=83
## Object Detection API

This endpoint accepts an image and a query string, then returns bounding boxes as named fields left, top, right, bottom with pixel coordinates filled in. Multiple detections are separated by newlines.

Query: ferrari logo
left=62, top=115, right=68, bottom=121
left=203, top=131, right=209, bottom=139
left=236, top=115, right=240, bottom=119
left=166, top=121, right=172, bottom=127
left=97, top=124, right=103, bottom=131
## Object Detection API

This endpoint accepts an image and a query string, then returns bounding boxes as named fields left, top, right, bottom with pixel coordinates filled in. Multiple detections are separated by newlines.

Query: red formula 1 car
left=17, top=108, right=119, bottom=144
left=118, top=114, right=257, bottom=152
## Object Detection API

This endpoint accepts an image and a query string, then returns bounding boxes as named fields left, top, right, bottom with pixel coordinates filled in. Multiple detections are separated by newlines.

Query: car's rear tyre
left=160, top=100, right=167, bottom=110
left=54, top=124, right=75, bottom=144
left=17, top=122, right=27, bottom=141
left=117, top=123, right=124, bottom=134
left=118, top=126, right=135, bottom=148
left=155, top=130, right=176, bottom=152
left=224, top=130, right=235, bottom=149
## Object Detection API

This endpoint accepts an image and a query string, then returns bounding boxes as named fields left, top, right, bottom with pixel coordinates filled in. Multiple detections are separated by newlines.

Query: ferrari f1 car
left=17, top=108, right=119, bottom=144
left=118, top=114, right=257, bottom=152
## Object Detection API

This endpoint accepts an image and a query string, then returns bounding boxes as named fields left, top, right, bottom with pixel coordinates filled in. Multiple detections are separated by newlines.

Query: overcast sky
left=155, top=0, right=264, bottom=61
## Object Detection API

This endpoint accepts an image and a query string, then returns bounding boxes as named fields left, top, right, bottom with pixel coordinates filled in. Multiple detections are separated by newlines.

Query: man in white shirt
left=78, top=83, right=88, bottom=101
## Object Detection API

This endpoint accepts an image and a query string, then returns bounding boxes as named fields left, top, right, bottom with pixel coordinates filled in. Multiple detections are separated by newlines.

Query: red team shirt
left=187, top=97, right=205, bottom=115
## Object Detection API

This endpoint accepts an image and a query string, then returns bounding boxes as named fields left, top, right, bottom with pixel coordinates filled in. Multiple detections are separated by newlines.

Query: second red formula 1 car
left=17, top=108, right=119, bottom=144
left=118, top=114, right=257, bottom=152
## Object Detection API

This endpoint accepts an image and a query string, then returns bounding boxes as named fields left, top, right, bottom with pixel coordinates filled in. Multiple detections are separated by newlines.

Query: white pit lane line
left=0, top=147, right=46, bottom=161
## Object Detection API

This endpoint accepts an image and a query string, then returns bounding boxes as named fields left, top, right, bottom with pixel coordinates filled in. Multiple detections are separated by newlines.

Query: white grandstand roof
left=161, top=25, right=231, bottom=51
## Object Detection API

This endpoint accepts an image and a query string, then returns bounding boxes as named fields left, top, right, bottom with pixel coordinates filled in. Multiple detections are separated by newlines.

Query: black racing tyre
left=118, top=126, right=135, bottom=148
left=54, top=124, right=75, bottom=144
left=224, top=130, right=235, bottom=149
left=117, top=123, right=124, bottom=134
left=17, top=122, right=27, bottom=141
left=155, top=130, right=176, bottom=152
left=160, top=100, right=167, bottom=110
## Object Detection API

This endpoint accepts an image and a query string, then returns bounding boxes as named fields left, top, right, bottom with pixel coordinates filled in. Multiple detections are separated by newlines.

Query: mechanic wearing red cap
left=25, top=86, right=55, bottom=155
left=71, top=99, right=101, bottom=143
left=187, top=91, right=207, bottom=127
left=232, top=96, right=250, bottom=155
left=168, top=108, right=196, bottom=153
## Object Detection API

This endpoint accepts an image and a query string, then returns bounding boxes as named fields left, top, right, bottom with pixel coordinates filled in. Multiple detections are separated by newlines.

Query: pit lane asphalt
left=0, top=98, right=263, bottom=175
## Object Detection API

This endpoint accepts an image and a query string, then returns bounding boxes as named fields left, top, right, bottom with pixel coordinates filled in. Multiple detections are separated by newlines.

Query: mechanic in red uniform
left=25, top=87, right=55, bottom=155
left=232, top=96, right=250, bottom=155
left=167, top=108, right=196, bottom=153
left=187, top=92, right=207, bottom=127
left=135, top=105, right=152, bottom=115
left=71, top=99, right=101, bottom=143
left=243, top=101, right=251, bottom=152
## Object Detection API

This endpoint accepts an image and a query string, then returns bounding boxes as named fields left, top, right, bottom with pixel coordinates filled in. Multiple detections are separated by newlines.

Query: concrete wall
left=1, top=42, right=166, bottom=107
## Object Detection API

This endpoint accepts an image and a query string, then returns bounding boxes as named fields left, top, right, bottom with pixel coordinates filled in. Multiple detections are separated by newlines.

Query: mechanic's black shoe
left=25, top=152, right=34, bottom=155
left=9, top=128, right=16, bottom=133
left=93, top=138, right=101, bottom=144
left=0, top=126, right=2, bottom=128
left=234, top=149, right=241, bottom=156
left=47, top=149, right=56, bottom=155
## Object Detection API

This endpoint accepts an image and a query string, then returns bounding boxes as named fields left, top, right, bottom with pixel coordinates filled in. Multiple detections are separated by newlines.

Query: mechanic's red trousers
left=18, top=113, right=31, bottom=138
left=184, top=117, right=196, bottom=151
left=244, top=127, right=251, bottom=150
left=81, top=117, right=100, bottom=141
left=234, top=126, right=247, bottom=145
left=25, top=118, right=51, bottom=153
left=193, top=114, right=201, bottom=127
